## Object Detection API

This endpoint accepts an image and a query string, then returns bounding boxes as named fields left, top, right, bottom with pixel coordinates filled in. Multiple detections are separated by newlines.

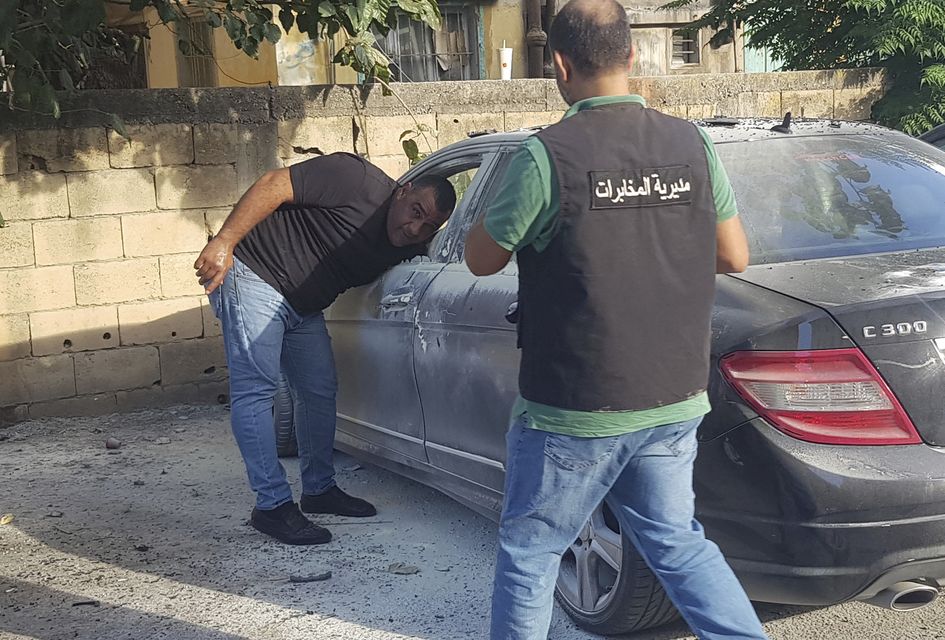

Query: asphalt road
left=1, top=406, right=942, bottom=640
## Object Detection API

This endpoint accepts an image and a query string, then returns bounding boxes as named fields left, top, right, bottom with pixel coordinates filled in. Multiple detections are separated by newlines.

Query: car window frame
left=399, top=144, right=501, bottom=263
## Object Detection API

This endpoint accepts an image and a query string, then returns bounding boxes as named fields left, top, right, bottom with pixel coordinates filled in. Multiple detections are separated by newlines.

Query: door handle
left=505, top=301, right=519, bottom=324
left=380, top=290, right=415, bottom=309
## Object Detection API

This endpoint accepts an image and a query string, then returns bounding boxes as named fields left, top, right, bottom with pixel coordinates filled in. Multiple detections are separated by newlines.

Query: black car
left=281, top=117, right=945, bottom=635
left=920, top=123, right=945, bottom=151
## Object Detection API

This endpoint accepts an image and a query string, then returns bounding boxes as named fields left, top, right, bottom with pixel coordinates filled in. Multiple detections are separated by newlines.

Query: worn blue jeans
left=491, top=416, right=768, bottom=640
left=210, top=257, right=338, bottom=510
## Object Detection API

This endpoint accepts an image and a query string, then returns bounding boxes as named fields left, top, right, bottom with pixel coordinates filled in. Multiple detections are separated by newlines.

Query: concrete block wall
left=0, top=125, right=231, bottom=423
left=0, top=69, right=887, bottom=423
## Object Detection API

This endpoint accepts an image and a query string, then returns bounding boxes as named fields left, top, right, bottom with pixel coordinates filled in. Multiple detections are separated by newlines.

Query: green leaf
left=111, top=114, right=129, bottom=140
left=58, top=69, right=75, bottom=91
left=207, top=12, right=223, bottom=28
left=402, top=138, right=420, bottom=162
left=396, top=0, right=441, bottom=31
left=155, top=2, right=177, bottom=24
left=224, top=14, right=243, bottom=41
left=279, top=8, right=295, bottom=32
left=263, top=22, right=282, bottom=44
left=318, top=2, right=337, bottom=18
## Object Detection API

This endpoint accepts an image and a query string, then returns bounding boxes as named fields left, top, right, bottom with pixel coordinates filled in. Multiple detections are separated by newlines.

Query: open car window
left=400, top=148, right=499, bottom=263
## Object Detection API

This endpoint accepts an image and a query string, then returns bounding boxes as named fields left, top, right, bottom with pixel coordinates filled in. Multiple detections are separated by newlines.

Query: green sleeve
left=697, top=127, right=739, bottom=223
left=482, top=137, right=558, bottom=252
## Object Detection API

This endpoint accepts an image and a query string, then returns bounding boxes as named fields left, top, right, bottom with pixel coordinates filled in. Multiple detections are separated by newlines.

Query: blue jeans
left=491, top=416, right=768, bottom=640
left=210, top=257, right=338, bottom=510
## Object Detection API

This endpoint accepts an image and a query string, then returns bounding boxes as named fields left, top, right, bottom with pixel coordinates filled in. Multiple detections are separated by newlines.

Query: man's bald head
left=549, top=0, right=631, bottom=77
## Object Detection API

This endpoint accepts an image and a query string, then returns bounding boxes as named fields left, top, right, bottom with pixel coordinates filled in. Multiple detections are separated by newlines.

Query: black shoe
left=250, top=502, right=332, bottom=545
left=300, top=486, right=377, bottom=517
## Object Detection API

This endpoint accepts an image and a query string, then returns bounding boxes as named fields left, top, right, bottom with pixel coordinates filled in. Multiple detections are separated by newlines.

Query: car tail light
left=720, top=349, right=921, bottom=445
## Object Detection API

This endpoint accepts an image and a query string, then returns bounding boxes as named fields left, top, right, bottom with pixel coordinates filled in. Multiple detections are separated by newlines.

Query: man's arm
left=716, top=214, right=749, bottom=273
left=194, top=168, right=293, bottom=293
left=465, top=222, right=513, bottom=276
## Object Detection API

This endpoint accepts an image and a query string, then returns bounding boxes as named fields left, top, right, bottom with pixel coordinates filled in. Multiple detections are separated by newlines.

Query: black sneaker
left=250, top=502, right=332, bottom=545
left=300, top=486, right=377, bottom=517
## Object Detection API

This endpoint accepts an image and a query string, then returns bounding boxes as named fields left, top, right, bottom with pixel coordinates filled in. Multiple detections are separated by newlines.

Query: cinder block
left=33, top=218, right=123, bottom=266
left=74, top=346, right=161, bottom=394
left=195, top=123, right=239, bottom=165
left=0, top=354, right=75, bottom=404
left=16, top=127, right=110, bottom=172
left=159, top=337, right=226, bottom=386
left=0, top=223, right=34, bottom=268
left=204, top=208, right=231, bottom=236
left=0, top=315, right=31, bottom=361
left=371, top=154, right=410, bottom=180
left=201, top=297, right=221, bottom=337
left=28, top=393, right=118, bottom=419
left=121, top=210, right=208, bottom=257
left=30, top=306, right=120, bottom=356
left=115, top=380, right=229, bottom=412
left=159, top=254, right=206, bottom=298
left=0, top=265, right=76, bottom=314
left=737, top=92, right=783, bottom=118
left=155, top=165, right=239, bottom=210
left=834, top=87, right=882, bottom=121
left=781, top=89, right=834, bottom=119
left=68, top=168, right=156, bottom=216
left=362, top=114, right=437, bottom=158
left=0, top=133, right=16, bottom=175
left=0, top=404, right=30, bottom=426
left=436, top=113, right=506, bottom=148
left=74, top=259, right=161, bottom=305
left=278, top=117, right=356, bottom=160
left=656, top=104, right=688, bottom=118
left=119, top=298, right=204, bottom=345
left=686, top=104, right=720, bottom=119
left=504, top=111, right=563, bottom=131
left=108, top=124, right=194, bottom=168
left=0, top=171, right=69, bottom=222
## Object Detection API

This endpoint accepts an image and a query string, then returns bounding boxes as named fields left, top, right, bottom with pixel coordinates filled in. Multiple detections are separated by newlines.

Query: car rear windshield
left=716, top=134, right=945, bottom=263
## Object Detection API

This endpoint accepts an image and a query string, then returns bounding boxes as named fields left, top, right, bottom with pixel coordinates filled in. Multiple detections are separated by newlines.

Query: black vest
left=518, top=102, right=717, bottom=411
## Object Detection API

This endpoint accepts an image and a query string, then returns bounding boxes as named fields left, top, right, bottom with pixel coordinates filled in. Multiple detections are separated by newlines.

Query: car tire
left=274, top=374, right=298, bottom=458
left=555, top=501, right=680, bottom=635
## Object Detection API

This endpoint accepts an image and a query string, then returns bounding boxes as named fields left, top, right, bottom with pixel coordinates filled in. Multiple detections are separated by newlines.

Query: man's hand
left=193, top=168, right=294, bottom=293
left=195, top=234, right=235, bottom=294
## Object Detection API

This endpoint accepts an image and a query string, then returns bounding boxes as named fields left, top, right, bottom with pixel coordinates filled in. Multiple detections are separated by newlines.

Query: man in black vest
left=195, top=152, right=455, bottom=545
left=465, top=1, right=766, bottom=638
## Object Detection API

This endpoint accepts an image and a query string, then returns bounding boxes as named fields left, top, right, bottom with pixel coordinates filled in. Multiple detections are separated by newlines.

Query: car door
left=414, top=147, right=522, bottom=500
left=325, top=147, right=498, bottom=465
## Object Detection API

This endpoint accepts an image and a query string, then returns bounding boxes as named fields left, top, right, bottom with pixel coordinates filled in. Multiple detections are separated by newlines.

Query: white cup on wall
left=499, top=45, right=513, bottom=80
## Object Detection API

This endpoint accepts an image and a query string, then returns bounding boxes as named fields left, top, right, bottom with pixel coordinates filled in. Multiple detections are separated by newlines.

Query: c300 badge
left=862, top=321, right=928, bottom=338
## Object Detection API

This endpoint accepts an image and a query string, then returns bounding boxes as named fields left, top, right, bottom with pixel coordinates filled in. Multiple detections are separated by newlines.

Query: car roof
left=441, top=117, right=905, bottom=153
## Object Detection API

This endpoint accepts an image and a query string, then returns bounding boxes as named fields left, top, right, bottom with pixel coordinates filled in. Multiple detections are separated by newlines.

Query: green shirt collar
left=563, top=94, right=647, bottom=119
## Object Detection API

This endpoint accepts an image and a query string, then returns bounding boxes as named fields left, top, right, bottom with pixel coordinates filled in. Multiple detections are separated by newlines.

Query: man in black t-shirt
left=195, top=153, right=455, bottom=545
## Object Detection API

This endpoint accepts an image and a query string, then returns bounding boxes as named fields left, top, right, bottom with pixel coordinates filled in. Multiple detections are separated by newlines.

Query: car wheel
left=274, top=374, right=298, bottom=458
left=555, top=501, right=680, bottom=635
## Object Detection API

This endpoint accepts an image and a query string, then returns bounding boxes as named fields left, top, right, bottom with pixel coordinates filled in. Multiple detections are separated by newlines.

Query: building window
left=176, top=16, right=217, bottom=87
left=379, top=5, right=479, bottom=82
left=671, top=28, right=700, bottom=67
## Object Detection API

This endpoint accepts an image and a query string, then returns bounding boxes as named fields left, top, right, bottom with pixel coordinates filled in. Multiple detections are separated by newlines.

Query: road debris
left=105, top=438, right=121, bottom=450
left=387, top=562, right=420, bottom=575
left=289, top=571, right=333, bottom=583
